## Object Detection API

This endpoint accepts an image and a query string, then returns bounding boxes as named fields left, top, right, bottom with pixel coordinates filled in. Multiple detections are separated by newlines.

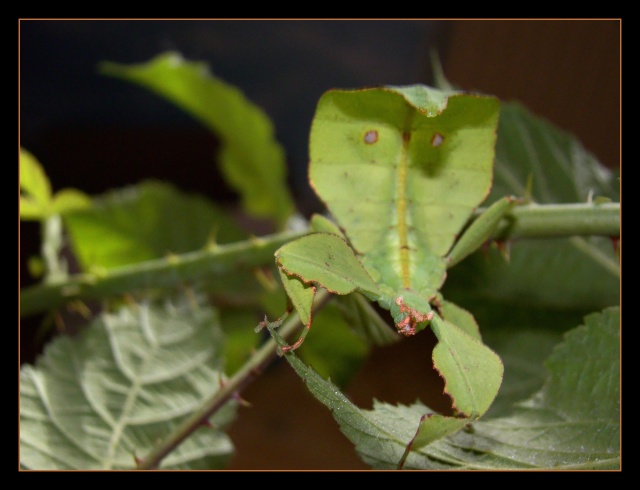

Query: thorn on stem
left=480, top=241, right=491, bottom=260
left=201, top=419, right=217, bottom=429
left=232, top=392, right=252, bottom=408
left=123, top=292, right=137, bottom=307
left=495, top=239, right=511, bottom=263
left=610, top=236, right=620, bottom=255
left=53, top=310, right=67, bottom=333
left=66, top=300, right=92, bottom=319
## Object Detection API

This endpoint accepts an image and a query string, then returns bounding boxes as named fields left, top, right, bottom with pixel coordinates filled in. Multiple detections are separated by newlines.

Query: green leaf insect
left=261, top=85, right=517, bottom=422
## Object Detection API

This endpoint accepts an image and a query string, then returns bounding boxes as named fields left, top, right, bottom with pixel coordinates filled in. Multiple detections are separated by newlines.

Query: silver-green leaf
left=20, top=296, right=236, bottom=470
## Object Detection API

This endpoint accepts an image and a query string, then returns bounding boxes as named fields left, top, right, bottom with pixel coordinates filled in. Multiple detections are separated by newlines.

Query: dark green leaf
left=297, top=302, right=371, bottom=388
left=269, top=307, right=619, bottom=470
left=64, top=180, right=246, bottom=271
left=444, top=307, right=620, bottom=470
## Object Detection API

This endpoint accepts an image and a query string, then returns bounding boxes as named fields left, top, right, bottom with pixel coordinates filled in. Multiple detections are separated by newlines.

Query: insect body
left=261, top=85, right=516, bottom=421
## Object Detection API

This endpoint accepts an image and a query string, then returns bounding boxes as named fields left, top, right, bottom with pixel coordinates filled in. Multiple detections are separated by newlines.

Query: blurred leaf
left=445, top=101, right=620, bottom=312
left=19, top=147, right=52, bottom=220
left=27, top=256, right=46, bottom=278
left=271, top=307, right=619, bottom=470
left=50, top=188, right=93, bottom=215
left=99, top=52, right=295, bottom=227
left=218, top=308, right=262, bottom=376
left=63, top=180, right=246, bottom=271
left=19, top=148, right=91, bottom=221
left=20, top=295, right=236, bottom=470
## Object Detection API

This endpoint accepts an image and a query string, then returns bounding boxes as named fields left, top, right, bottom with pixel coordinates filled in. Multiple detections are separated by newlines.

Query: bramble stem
left=487, top=202, right=620, bottom=240
left=20, top=202, right=619, bottom=318
left=136, top=289, right=329, bottom=470
left=20, top=230, right=305, bottom=318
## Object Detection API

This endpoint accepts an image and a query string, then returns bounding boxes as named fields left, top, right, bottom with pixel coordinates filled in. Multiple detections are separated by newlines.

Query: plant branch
left=487, top=201, right=619, bottom=240
left=20, top=202, right=619, bottom=318
left=136, top=289, right=330, bottom=470
left=20, top=229, right=306, bottom=318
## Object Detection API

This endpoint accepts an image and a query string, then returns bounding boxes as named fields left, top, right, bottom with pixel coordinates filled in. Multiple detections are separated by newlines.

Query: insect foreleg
left=446, top=196, right=520, bottom=268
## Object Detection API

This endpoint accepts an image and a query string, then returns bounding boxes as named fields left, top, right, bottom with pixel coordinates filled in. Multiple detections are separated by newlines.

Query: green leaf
left=445, top=102, right=619, bottom=311
left=265, top=323, right=489, bottom=470
left=543, top=308, right=620, bottom=423
left=50, top=188, right=93, bottom=216
left=99, top=52, right=295, bottom=227
left=19, top=147, right=52, bottom=220
left=267, top=307, right=619, bottom=470
left=64, top=180, right=246, bottom=271
left=19, top=296, right=236, bottom=470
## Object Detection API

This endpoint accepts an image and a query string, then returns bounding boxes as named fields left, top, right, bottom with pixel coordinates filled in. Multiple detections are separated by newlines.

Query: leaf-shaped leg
left=429, top=314, right=504, bottom=418
left=446, top=196, right=519, bottom=268
left=276, top=268, right=317, bottom=355
left=271, top=232, right=382, bottom=353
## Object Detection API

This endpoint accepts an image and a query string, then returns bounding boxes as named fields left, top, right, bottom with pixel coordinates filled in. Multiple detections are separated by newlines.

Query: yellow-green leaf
left=19, top=147, right=52, bottom=220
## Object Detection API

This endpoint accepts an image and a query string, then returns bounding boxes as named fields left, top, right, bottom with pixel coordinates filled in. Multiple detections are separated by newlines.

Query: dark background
left=19, top=19, right=620, bottom=470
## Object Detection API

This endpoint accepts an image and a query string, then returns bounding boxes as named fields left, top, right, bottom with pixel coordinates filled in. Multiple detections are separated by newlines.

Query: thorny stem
left=487, top=202, right=620, bottom=240
left=136, top=289, right=330, bottom=470
left=20, top=229, right=306, bottom=318
left=20, top=202, right=619, bottom=318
